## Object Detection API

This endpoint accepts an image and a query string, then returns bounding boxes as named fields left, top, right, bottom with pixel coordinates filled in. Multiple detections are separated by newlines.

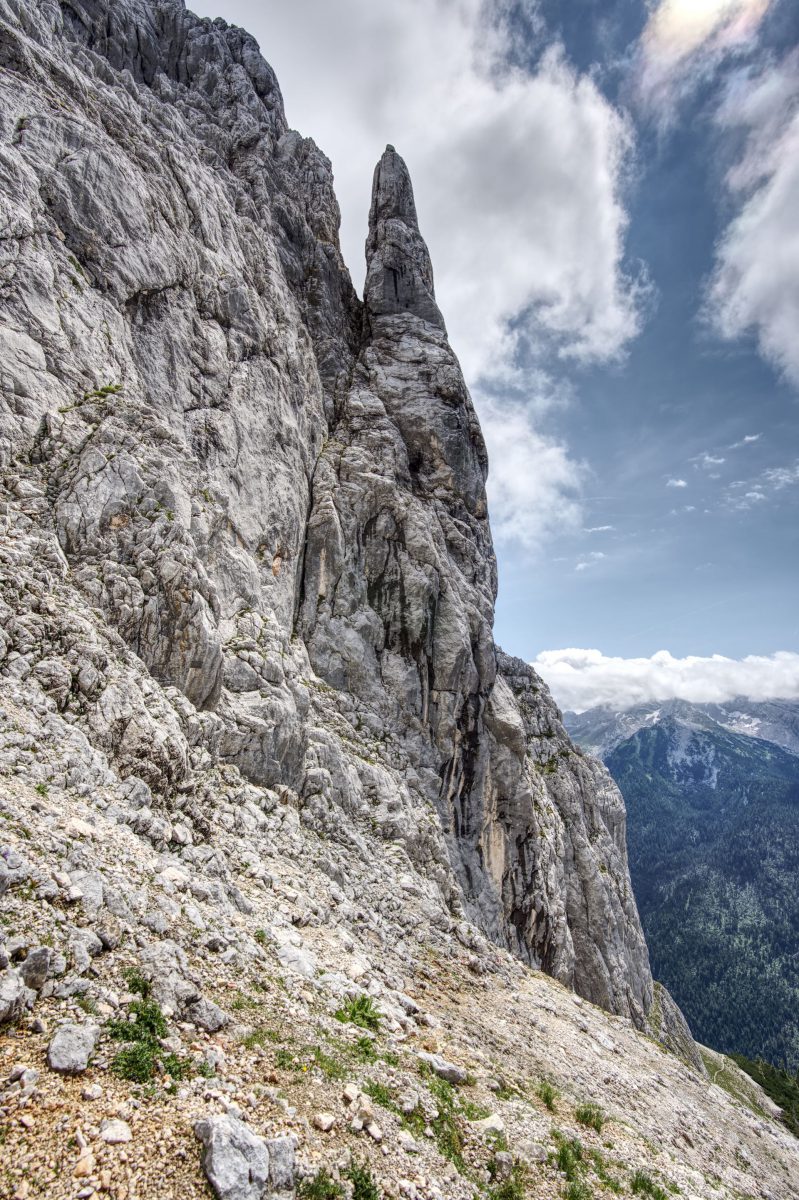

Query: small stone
left=472, top=1113, right=505, bottom=1135
left=73, top=1153, right=96, bottom=1178
left=19, top=947, right=51, bottom=992
left=313, top=1112, right=335, bottom=1132
left=343, top=1082, right=359, bottom=1104
left=100, top=1119, right=132, bottom=1144
left=0, top=969, right=28, bottom=1025
left=82, top=1083, right=103, bottom=1101
left=47, top=1023, right=99, bottom=1074
left=417, top=1051, right=468, bottom=1086
left=366, top=1121, right=383, bottom=1142
left=67, top=817, right=95, bottom=839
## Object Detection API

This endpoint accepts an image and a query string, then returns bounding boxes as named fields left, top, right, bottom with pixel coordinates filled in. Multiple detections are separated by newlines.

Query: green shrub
left=111, top=1041, right=157, bottom=1082
left=363, top=1080, right=394, bottom=1109
left=108, top=998, right=167, bottom=1043
left=298, top=1169, right=344, bottom=1199
left=488, top=1164, right=528, bottom=1200
left=354, top=1035, right=378, bottom=1063
left=334, top=995, right=381, bottom=1032
left=122, top=968, right=151, bottom=998
left=425, top=1073, right=466, bottom=1172
left=241, top=1025, right=281, bottom=1050
left=344, top=1160, right=380, bottom=1200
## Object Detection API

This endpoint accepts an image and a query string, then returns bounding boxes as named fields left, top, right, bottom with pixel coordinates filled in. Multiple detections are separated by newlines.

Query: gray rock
left=418, top=1051, right=468, bottom=1085
left=185, top=997, right=229, bottom=1034
left=100, top=1119, right=132, bottom=1144
left=194, top=1115, right=270, bottom=1200
left=264, top=1136, right=295, bottom=1193
left=46, top=1023, right=99, bottom=1074
left=0, top=970, right=28, bottom=1025
left=19, top=947, right=51, bottom=992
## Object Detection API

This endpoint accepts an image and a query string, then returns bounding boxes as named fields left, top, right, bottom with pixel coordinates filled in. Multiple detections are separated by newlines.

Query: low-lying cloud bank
left=534, top=648, right=799, bottom=712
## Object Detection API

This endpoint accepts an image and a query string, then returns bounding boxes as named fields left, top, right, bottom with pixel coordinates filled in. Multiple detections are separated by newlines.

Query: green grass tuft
left=297, top=1169, right=344, bottom=1199
left=537, top=1078, right=558, bottom=1110
left=334, top=995, right=381, bottom=1031
left=575, top=1102, right=605, bottom=1133
left=631, top=1170, right=668, bottom=1199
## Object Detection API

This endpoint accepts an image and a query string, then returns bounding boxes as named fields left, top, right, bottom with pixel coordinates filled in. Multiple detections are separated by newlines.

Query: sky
left=190, top=0, right=799, bottom=710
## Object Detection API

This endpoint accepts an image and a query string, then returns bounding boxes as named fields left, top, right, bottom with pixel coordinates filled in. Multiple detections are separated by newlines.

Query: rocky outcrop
left=1, top=0, right=653, bottom=1034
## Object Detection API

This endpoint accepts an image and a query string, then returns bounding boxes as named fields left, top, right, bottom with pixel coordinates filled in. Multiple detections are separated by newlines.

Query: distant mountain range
left=565, top=697, right=799, bottom=760
left=564, top=698, right=799, bottom=1070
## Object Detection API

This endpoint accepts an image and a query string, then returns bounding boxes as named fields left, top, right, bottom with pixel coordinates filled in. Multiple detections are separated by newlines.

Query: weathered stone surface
left=194, top=1115, right=270, bottom=1200
left=19, top=947, right=50, bottom=992
left=0, top=970, right=28, bottom=1025
left=46, top=1023, right=99, bottom=1074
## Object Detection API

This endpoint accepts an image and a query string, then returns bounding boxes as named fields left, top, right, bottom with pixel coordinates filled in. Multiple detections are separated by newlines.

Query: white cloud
left=729, top=432, right=762, bottom=448
left=534, top=647, right=799, bottom=711
left=188, top=0, right=648, bottom=551
left=724, top=457, right=799, bottom=509
left=190, top=0, right=646, bottom=381
left=707, top=51, right=799, bottom=386
left=584, top=525, right=615, bottom=533
left=635, top=0, right=773, bottom=117
left=667, top=477, right=688, bottom=488
left=479, top=395, right=583, bottom=550
left=575, top=551, right=607, bottom=572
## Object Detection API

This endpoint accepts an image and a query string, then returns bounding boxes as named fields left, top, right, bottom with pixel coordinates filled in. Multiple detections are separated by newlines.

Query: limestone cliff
left=0, top=0, right=657, bottom=1026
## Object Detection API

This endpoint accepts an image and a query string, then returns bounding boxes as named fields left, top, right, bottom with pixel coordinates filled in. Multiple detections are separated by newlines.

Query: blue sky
left=190, top=0, right=799, bottom=706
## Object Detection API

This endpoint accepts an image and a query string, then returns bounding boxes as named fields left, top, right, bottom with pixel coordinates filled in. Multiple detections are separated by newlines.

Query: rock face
left=0, top=0, right=651, bottom=1030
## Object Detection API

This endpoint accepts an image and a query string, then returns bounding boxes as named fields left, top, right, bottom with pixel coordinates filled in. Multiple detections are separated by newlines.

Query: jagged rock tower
left=1, top=0, right=659, bottom=1031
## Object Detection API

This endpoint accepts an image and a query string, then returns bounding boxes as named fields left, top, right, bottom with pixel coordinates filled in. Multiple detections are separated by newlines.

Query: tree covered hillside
left=607, top=717, right=799, bottom=1070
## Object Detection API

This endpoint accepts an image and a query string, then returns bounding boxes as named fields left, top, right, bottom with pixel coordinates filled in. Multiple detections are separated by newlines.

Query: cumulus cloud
left=707, top=51, right=799, bottom=386
left=635, top=0, right=773, bottom=117
left=478, top=395, right=583, bottom=550
left=534, top=647, right=799, bottom=711
left=206, top=0, right=646, bottom=377
left=191, top=0, right=648, bottom=549
left=667, top=477, right=688, bottom=488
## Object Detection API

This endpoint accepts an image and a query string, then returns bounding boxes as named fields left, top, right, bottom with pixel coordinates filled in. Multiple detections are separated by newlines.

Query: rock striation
left=0, top=0, right=654, bottom=1027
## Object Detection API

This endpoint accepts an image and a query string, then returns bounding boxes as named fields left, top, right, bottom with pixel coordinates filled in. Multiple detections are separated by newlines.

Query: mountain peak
left=364, top=145, right=445, bottom=329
